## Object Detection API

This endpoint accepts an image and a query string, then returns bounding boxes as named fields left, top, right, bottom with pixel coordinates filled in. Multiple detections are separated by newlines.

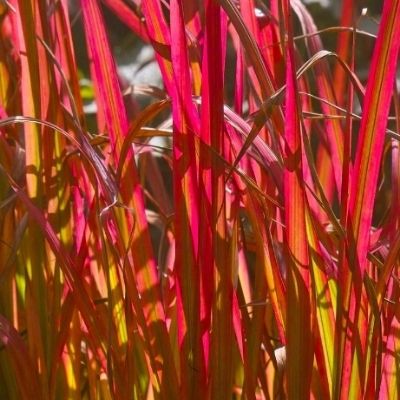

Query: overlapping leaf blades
left=0, top=0, right=399, bottom=398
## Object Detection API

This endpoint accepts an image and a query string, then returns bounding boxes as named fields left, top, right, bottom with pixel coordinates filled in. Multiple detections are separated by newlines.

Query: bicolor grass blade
left=339, top=0, right=400, bottom=396
left=200, top=2, right=232, bottom=398
left=282, top=1, right=313, bottom=398
left=167, top=0, right=203, bottom=397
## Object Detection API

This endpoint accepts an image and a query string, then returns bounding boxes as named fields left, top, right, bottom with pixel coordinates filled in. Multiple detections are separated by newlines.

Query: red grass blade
left=282, top=1, right=313, bottom=398
left=340, top=0, right=400, bottom=396
left=291, top=0, right=344, bottom=196
left=348, top=0, right=400, bottom=274
left=200, top=2, right=232, bottom=398
left=169, top=0, right=203, bottom=397
left=102, top=0, right=149, bottom=42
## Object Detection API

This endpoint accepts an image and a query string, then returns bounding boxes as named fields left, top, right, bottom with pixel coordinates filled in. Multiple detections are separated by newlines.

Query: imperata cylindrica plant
left=0, top=0, right=399, bottom=399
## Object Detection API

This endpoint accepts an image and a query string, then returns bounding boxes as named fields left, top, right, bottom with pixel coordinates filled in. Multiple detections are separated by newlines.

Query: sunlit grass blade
left=292, top=0, right=344, bottom=196
left=305, top=209, right=336, bottom=397
left=200, top=2, right=233, bottom=398
left=333, top=0, right=355, bottom=105
left=340, top=0, right=400, bottom=396
left=281, top=1, right=313, bottom=398
left=169, top=0, right=203, bottom=396
left=13, top=1, right=53, bottom=396
left=102, top=0, right=149, bottom=42
left=348, top=0, right=400, bottom=274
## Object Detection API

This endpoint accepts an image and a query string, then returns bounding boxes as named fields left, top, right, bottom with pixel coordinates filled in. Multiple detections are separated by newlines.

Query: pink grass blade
left=334, top=16, right=356, bottom=399
left=291, top=0, right=344, bottom=196
left=198, top=8, right=217, bottom=395
left=217, top=0, right=276, bottom=99
left=12, top=1, right=54, bottom=395
left=219, top=0, right=286, bottom=157
left=199, top=2, right=233, bottom=398
left=282, top=1, right=313, bottom=398
left=80, top=0, right=128, bottom=154
left=141, top=1, right=175, bottom=96
left=259, top=6, right=285, bottom=87
left=169, top=0, right=203, bottom=397
left=181, top=2, right=203, bottom=96
left=222, top=101, right=283, bottom=188
left=51, top=0, right=86, bottom=123
left=348, top=0, right=400, bottom=286
left=341, top=0, right=400, bottom=396
left=333, top=0, right=355, bottom=106
left=240, top=195, right=271, bottom=400
left=238, top=0, right=263, bottom=104
left=101, top=0, right=149, bottom=42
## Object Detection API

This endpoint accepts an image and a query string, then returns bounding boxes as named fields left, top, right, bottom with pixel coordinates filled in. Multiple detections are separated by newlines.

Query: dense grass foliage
left=0, top=0, right=399, bottom=398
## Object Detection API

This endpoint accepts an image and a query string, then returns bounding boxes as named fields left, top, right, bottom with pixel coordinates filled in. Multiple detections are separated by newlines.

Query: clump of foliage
left=0, top=0, right=399, bottom=399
